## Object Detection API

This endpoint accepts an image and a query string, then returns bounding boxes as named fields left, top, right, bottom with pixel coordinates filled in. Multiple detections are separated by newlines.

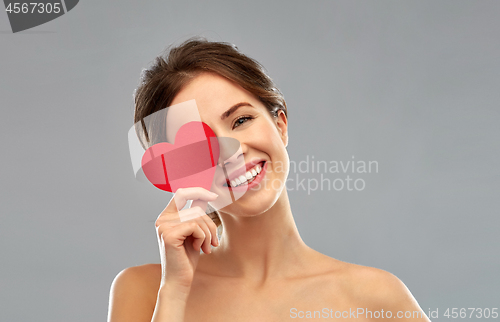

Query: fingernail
left=210, top=192, right=218, bottom=197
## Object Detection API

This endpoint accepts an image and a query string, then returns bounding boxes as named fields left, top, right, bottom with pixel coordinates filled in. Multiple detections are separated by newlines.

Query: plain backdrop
left=1, top=1, right=499, bottom=321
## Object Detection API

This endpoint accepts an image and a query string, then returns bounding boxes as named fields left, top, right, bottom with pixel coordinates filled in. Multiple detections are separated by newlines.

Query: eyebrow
left=220, top=102, right=254, bottom=120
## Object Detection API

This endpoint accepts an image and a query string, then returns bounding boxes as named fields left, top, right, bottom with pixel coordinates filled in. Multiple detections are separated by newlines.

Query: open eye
left=232, top=115, right=254, bottom=129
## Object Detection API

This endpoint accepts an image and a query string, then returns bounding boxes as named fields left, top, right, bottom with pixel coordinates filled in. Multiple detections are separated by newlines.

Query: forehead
left=170, top=72, right=259, bottom=119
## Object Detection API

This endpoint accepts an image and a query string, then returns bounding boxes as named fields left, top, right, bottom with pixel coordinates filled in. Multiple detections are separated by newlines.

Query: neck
left=208, top=189, right=311, bottom=283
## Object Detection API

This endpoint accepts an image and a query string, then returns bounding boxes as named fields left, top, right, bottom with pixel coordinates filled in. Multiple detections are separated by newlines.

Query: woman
left=108, top=37, right=430, bottom=321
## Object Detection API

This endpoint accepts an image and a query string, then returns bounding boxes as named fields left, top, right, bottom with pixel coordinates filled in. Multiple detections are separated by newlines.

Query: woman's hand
left=155, top=187, right=220, bottom=291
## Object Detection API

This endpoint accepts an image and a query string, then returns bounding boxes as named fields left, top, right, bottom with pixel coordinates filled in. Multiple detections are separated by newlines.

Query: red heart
left=141, top=121, right=220, bottom=193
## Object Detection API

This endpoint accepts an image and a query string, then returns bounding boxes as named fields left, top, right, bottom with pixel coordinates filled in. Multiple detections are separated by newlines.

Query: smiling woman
left=107, top=37, right=431, bottom=322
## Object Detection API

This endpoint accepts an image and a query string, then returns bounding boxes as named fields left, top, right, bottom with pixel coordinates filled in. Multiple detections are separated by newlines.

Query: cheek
left=252, top=120, right=281, bottom=145
left=252, top=122, right=289, bottom=173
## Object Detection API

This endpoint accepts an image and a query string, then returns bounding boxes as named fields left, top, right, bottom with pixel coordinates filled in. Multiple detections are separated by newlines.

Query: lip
left=219, top=158, right=266, bottom=188
left=225, top=161, right=267, bottom=192
left=226, top=159, right=265, bottom=182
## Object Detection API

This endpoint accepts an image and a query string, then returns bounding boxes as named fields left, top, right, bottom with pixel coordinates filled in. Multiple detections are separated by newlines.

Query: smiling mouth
left=223, top=161, right=265, bottom=188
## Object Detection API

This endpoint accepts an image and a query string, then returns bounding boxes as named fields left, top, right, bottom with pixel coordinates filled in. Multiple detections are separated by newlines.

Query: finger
left=189, top=224, right=206, bottom=252
left=161, top=222, right=205, bottom=251
left=178, top=199, right=209, bottom=223
left=199, top=213, right=219, bottom=247
left=194, top=216, right=212, bottom=254
left=165, top=187, right=218, bottom=213
left=177, top=208, right=218, bottom=249
left=182, top=206, right=212, bottom=254
left=191, top=199, right=209, bottom=215
left=182, top=223, right=205, bottom=252
left=178, top=206, right=207, bottom=222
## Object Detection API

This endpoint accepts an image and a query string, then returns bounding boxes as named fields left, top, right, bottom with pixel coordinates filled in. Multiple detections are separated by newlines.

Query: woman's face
left=168, top=72, right=289, bottom=217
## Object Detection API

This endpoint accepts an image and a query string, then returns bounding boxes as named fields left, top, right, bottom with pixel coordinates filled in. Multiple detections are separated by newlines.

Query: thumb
left=191, top=199, right=209, bottom=214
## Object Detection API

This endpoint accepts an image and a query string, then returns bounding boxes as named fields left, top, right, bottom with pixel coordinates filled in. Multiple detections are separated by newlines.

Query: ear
left=275, top=109, right=288, bottom=148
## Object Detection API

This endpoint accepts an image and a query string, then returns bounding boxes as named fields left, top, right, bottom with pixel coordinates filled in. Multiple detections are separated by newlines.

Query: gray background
left=1, top=1, right=499, bottom=321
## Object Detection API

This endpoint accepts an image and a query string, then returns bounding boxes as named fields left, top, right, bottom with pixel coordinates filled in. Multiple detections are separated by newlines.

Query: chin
left=224, top=186, right=283, bottom=218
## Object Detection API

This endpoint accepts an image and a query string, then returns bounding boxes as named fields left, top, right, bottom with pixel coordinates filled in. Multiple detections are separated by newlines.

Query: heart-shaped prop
left=141, top=121, right=220, bottom=193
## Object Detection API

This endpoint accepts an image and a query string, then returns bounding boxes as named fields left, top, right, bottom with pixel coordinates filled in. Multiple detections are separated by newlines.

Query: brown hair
left=133, top=36, right=287, bottom=229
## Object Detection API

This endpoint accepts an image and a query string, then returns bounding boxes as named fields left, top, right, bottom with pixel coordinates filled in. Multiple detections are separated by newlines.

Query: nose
left=216, top=136, right=244, bottom=167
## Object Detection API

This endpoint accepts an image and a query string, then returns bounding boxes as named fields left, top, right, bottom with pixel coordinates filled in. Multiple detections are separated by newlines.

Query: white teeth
left=228, top=162, right=264, bottom=188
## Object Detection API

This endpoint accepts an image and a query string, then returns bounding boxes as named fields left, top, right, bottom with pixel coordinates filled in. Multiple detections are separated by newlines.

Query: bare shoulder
left=107, top=264, right=162, bottom=322
left=337, top=261, right=411, bottom=299
left=110, top=263, right=162, bottom=298
left=319, top=256, right=429, bottom=321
